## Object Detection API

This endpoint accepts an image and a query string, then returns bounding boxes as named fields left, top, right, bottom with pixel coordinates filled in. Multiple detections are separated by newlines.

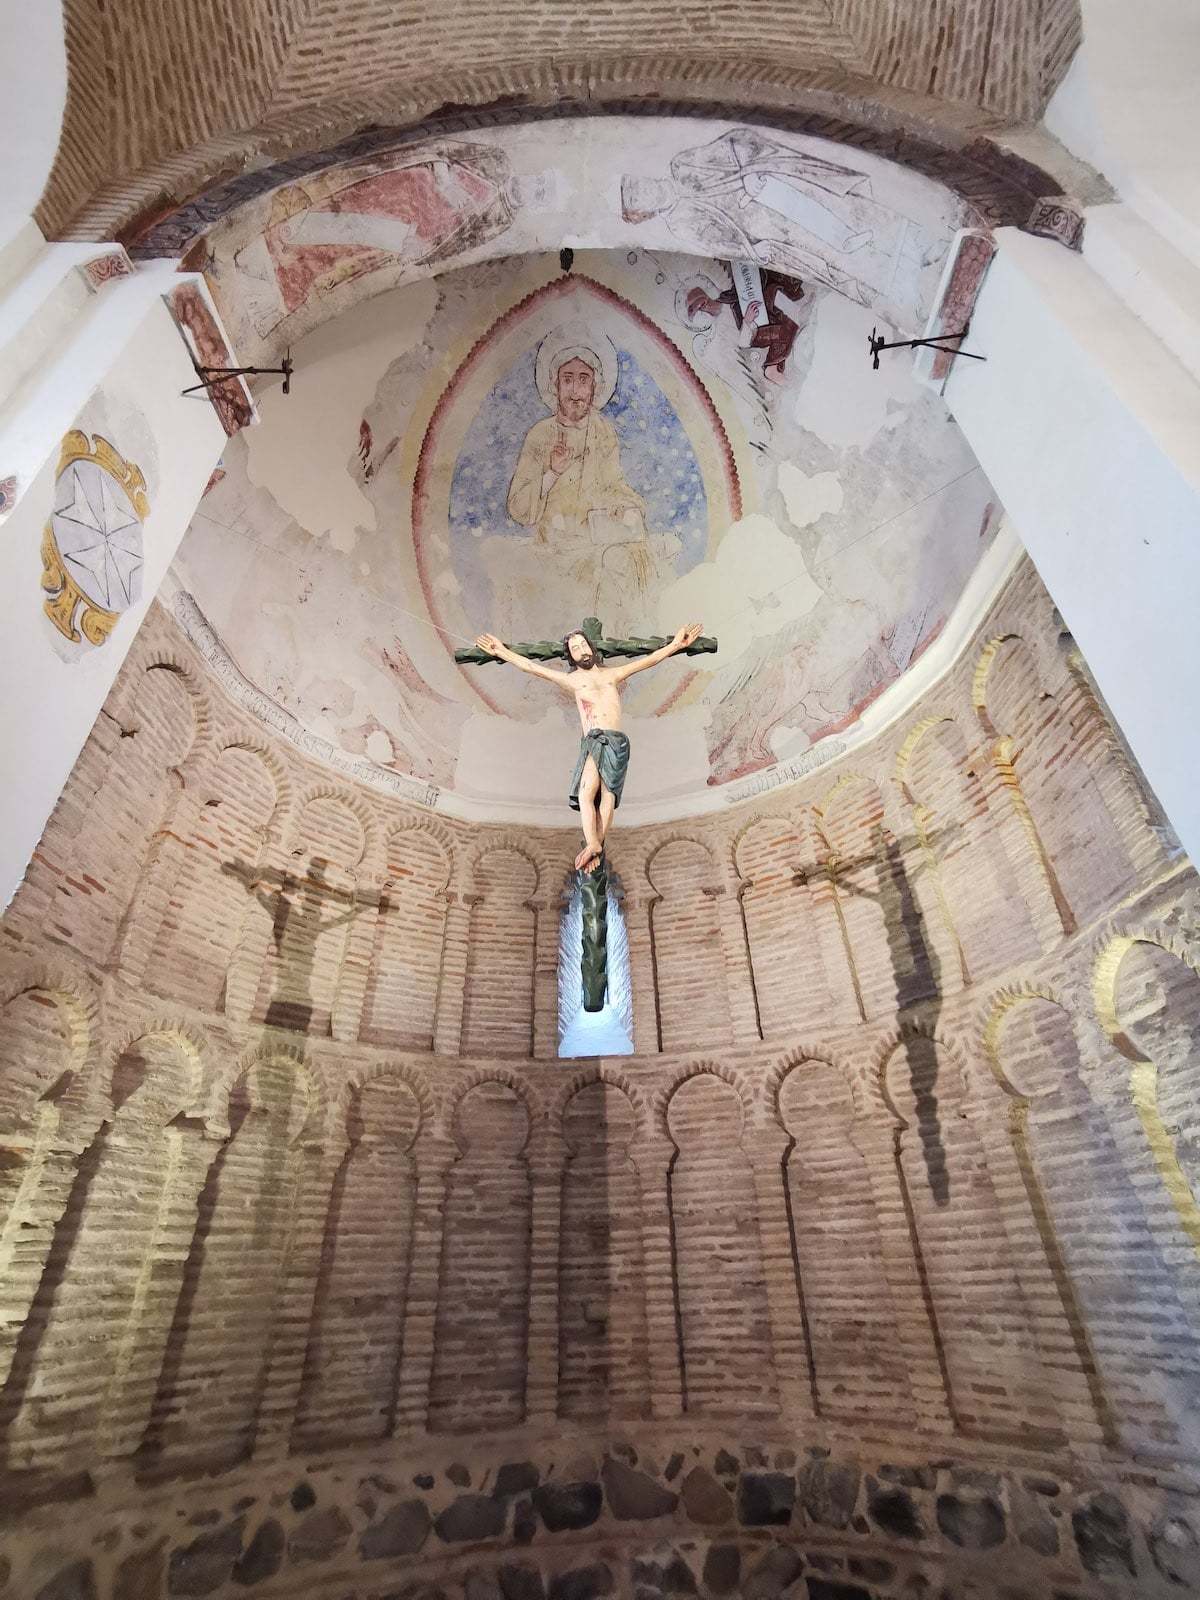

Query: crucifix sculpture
left=455, top=615, right=718, bottom=1012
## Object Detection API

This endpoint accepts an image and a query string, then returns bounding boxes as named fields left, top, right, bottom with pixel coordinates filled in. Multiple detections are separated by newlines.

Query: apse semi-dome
left=164, top=117, right=1012, bottom=821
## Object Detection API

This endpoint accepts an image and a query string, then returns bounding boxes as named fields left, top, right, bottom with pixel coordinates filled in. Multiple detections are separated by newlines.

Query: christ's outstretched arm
left=474, top=633, right=573, bottom=688
left=609, top=621, right=704, bottom=681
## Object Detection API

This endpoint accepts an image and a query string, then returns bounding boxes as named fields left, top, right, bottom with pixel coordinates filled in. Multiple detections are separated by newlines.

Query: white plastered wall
left=945, top=230, right=1200, bottom=863
left=0, top=0, right=66, bottom=257
left=0, top=272, right=226, bottom=906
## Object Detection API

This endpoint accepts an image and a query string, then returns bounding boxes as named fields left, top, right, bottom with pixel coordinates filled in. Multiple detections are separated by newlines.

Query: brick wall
left=1, top=555, right=1199, bottom=1600
left=42, top=1, right=1081, bottom=240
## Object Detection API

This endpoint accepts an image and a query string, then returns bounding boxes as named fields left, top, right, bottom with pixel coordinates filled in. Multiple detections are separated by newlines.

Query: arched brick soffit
left=655, top=1060, right=754, bottom=1140
left=382, top=817, right=455, bottom=894
left=764, top=1046, right=864, bottom=1122
left=41, top=30, right=1101, bottom=251
left=333, top=1058, right=436, bottom=1136
left=102, top=1020, right=210, bottom=1113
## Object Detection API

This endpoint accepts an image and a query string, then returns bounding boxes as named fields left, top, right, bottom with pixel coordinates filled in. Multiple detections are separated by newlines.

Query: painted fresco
left=174, top=247, right=999, bottom=815
left=199, top=119, right=977, bottom=365
left=412, top=277, right=740, bottom=708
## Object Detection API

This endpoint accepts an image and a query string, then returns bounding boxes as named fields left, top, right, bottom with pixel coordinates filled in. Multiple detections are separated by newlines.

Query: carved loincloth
left=568, top=728, right=631, bottom=810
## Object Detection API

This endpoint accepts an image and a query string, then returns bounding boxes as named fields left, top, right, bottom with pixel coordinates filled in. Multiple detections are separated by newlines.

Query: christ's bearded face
left=564, top=631, right=599, bottom=670
left=556, top=357, right=596, bottom=424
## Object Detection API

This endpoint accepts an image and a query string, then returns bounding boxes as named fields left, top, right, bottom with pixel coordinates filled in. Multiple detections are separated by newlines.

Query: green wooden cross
left=454, top=614, right=718, bottom=1019
left=453, top=615, right=719, bottom=667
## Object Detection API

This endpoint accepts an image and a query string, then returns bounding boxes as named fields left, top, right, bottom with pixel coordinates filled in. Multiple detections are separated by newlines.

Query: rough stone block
left=738, top=1473, right=796, bottom=1527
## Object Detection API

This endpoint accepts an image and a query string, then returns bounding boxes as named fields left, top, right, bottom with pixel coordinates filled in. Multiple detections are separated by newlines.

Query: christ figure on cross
left=472, top=620, right=706, bottom=872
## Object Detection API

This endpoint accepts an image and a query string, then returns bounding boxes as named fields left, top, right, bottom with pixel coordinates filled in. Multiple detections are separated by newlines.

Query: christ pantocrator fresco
left=506, top=330, right=655, bottom=606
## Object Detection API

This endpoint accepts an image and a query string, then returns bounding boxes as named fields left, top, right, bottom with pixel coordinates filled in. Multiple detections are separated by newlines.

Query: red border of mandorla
left=411, top=274, right=742, bottom=717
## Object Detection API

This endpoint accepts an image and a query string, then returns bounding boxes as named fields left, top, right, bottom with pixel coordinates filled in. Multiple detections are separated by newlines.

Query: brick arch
left=656, top=1061, right=753, bottom=1141
left=875, top=1020, right=971, bottom=1127
left=773, top=1048, right=916, bottom=1424
left=209, top=1043, right=325, bottom=1145
left=646, top=842, right=730, bottom=1052
left=895, top=710, right=1040, bottom=982
left=70, top=66, right=1082, bottom=255
left=732, top=812, right=832, bottom=1040
left=382, top=817, right=454, bottom=890
left=138, top=1043, right=325, bottom=1473
left=294, top=1064, right=426, bottom=1449
left=982, top=984, right=1068, bottom=1100
left=812, top=771, right=922, bottom=1022
left=731, top=808, right=807, bottom=880
left=661, top=1065, right=777, bottom=1417
left=0, top=969, right=95, bottom=1076
left=363, top=825, right=454, bottom=1052
left=467, top=836, right=542, bottom=896
left=893, top=712, right=958, bottom=798
left=444, top=1069, right=538, bottom=1154
left=980, top=978, right=1200, bottom=1457
left=553, top=1063, right=648, bottom=1129
left=1094, top=929, right=1200, bottom=1258
left=764, top=1045, right=862, bottom=1124
left=0, top=1024, right=216, bottom=1473
left=972, top=631, right=1038, bottom=737
left=142, top=739, right=285, bottom=1014
left=203, top=735, right=291, bottom=830
left=334, top=1058, right=436, bottom=1131
left=974, top=632, right=1135, bottom=931
left=122, top=657, right=208, bottom=774
left=645, top=833, right=719, bottom=895
left=286, top=785, right=375, bottom=872
left=99, top=1020, right=209, bottom=1113
left=1093, top=926, right=1200, bottom=1059
left=557, top=1073, right=650, bottom=1421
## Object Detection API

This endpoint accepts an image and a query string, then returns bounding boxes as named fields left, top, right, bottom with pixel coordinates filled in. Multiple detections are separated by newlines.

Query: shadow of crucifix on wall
left=221, top=857, right=375, bottom=1034
left=795, top=821, right=958, bottom=1205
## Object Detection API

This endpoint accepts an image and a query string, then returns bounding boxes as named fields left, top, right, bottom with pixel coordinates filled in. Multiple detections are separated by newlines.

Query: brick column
left=253, top=1138, right=340, bottom=1459
left=532, top=898, right=562, bottom=1059
left=1060, top=663, right=1171, bottom=880
left=623, top=895, right=661, bottom=1054
left=631, top=1132, right=684, bottom=1417
left=748, top=1124, right=817, bottom=1421
left=856, top=1117, right=956, bottom=1435
left=974, top=746, right=1069, bottom=950
left=964, top=1076, right=1103, bottom=1446
left=95, top=1119, right=217, bottom=1463
left=0, top=1105, right=90, bottom=1393
left=223, top=835, right=287, bottom=1026
left=524, top=1135, right=565, bottom=1422
left=332, top=885, right=379, bottom=1043
left=113, top=785, right=204, bottom=985
left=720, top=882, right=763, bottom=1042
left=433, top=894, right=473, bottom=1057
left=393, top=1129, right=456, bottom=1433
left=808, top=864, right=866, bottom=1025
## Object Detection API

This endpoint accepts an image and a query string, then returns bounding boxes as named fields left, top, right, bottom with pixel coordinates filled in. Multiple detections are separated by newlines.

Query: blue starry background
left=449, top=347, right=708, bottom=623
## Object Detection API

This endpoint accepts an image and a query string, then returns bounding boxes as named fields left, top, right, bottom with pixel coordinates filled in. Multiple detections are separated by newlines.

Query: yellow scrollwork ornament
left=42, top=429, right=149, bottom=647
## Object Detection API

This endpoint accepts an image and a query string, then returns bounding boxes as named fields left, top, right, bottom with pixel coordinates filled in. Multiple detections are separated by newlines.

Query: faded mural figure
left=231, top=141, right=538, bottom=337
left=683, top=269, right=808, bottom=385
left=622, top=128, right=934, bottom=313
left=505, top=330, right=661, bottom=621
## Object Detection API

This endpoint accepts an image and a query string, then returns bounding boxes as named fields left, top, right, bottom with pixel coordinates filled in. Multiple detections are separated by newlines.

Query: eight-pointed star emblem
left=51, top=458, right=144, bottom=614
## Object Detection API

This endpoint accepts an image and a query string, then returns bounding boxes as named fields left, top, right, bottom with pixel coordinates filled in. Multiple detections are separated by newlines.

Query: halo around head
left=535, top=323, right=619, bottom=412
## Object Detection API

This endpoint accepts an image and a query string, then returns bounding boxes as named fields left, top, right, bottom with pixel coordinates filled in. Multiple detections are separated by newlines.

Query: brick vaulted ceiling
left=41, top=0, right=1083, bottom=242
